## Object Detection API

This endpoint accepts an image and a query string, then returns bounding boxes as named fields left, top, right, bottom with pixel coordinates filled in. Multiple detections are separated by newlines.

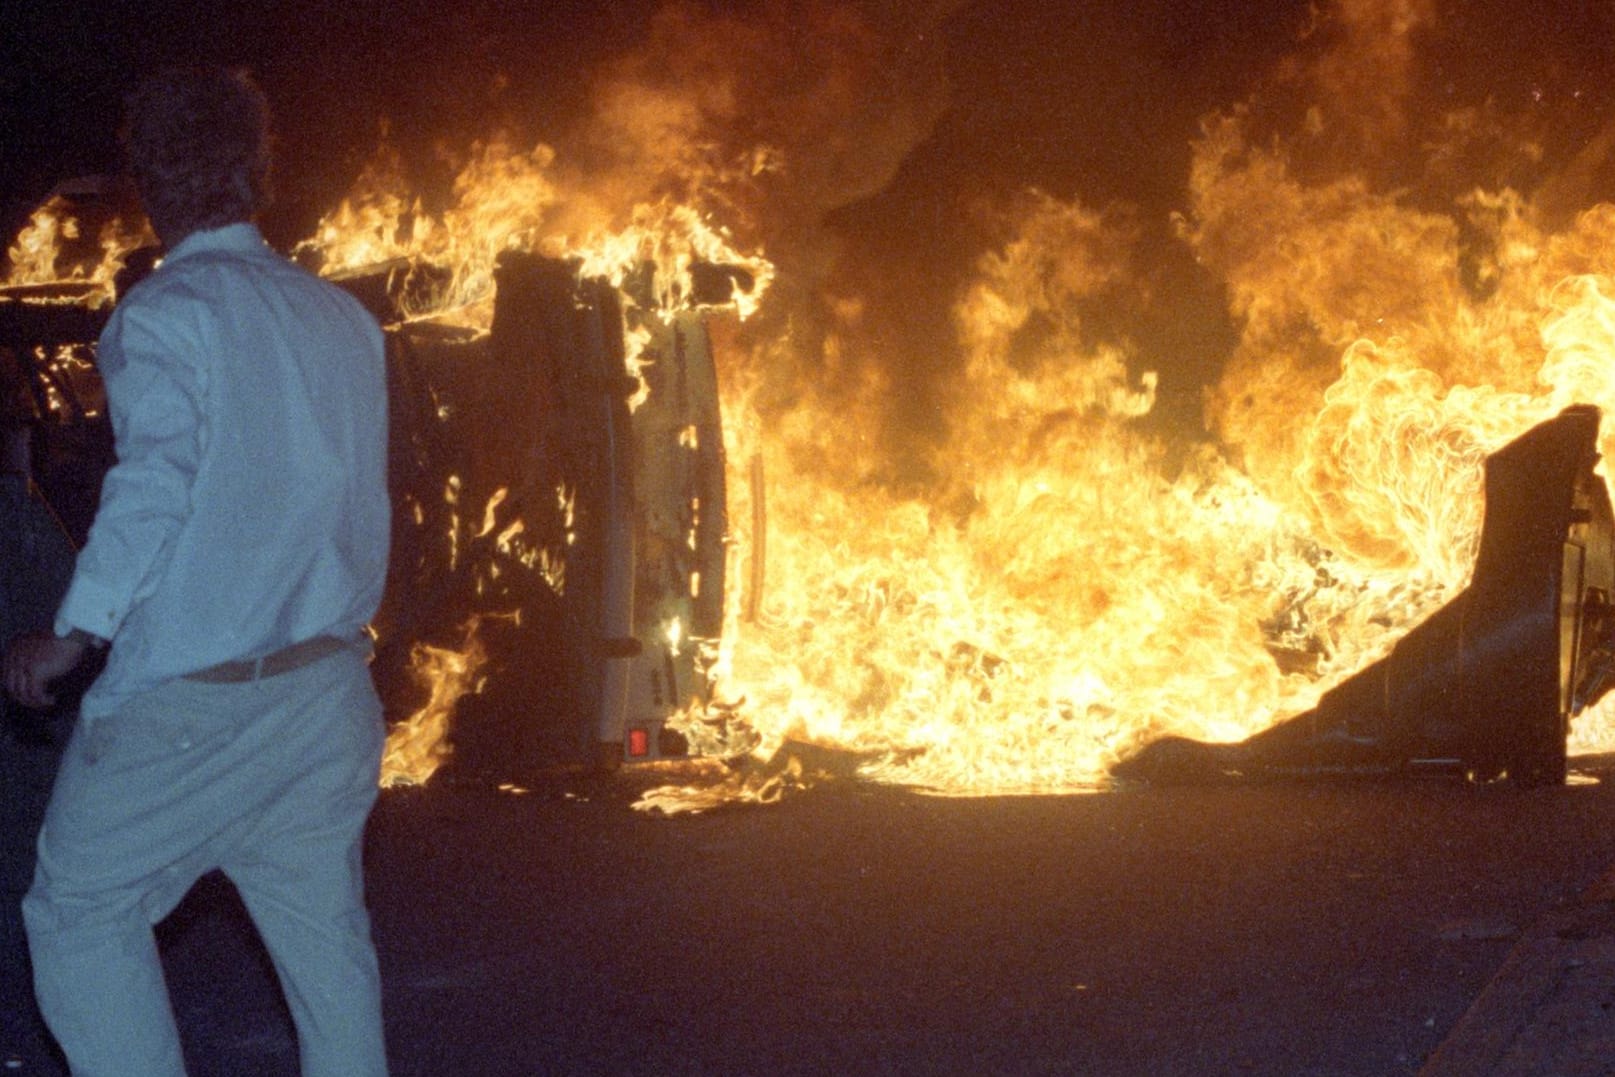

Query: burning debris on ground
left=7, top=0, right=1615, bottom=813
left=1113, top=403, right=1615, bottom=785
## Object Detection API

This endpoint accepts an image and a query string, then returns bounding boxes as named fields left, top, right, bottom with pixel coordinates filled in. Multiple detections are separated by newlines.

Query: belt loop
left=252, top=655, right=265, bottom=682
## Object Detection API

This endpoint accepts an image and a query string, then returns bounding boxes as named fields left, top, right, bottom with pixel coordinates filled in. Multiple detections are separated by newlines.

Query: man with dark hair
left=3, top=67, right=391, bottom=1076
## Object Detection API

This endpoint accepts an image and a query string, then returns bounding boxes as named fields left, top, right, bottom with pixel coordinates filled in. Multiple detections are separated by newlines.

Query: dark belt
left=184, top=635, right=350, bottom=684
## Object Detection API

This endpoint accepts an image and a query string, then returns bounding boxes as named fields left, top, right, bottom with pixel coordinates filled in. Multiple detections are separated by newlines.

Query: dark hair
left=122, top=67, right=273, bottom=242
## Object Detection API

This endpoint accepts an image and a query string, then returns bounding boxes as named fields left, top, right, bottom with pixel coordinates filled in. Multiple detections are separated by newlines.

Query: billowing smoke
left=552, top=0, right=960, bottom=477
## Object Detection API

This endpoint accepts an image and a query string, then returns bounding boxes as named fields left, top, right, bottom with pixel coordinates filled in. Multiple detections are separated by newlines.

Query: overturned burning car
left=1, top=220, right=753, bottom=784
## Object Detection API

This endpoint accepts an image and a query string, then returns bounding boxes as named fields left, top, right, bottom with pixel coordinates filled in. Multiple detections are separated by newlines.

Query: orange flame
left=11, top=1, right=1615, bottom=806
left=3, top=194, right=152, bottom=302
left=640, top=38, right=1615, bottom=803
left=298, top=136, right=771, bottom=325
left=380, top=618, right=491, bottom=787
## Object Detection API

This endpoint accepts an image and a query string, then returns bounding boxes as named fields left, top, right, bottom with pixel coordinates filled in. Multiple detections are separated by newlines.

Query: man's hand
left=3, top=631, right=88, bottom=709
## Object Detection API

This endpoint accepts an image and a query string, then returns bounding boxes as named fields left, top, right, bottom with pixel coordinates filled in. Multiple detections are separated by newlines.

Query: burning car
left=13, top=0, right=1615, bottom=808
left=357, top=251, right=749, bottom=781
left=1, top=188, right=759, bottom=785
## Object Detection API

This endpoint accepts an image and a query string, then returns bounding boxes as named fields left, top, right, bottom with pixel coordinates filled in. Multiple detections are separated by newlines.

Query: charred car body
left=1, top=244, right=748, bottom=780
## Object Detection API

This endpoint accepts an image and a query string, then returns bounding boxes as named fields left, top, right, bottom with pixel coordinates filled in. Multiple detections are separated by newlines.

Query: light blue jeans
left=23, top=645, right=388, bottom=1077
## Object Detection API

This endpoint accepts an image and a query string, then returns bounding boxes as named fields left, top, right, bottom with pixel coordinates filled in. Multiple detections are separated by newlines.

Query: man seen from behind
left=2, top=66, right=391, bottom=1077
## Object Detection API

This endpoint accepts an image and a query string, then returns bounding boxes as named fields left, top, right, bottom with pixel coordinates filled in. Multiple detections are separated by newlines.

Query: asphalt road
left=15, top=753, right=1615, bottom=1076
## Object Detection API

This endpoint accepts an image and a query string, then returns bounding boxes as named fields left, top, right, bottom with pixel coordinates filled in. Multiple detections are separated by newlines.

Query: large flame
left=640, top=0, right=1615, bottom=804
left=11, top=0, right=1615, bottom=804
left=3, top=193, right=152, bottom=302
left=694, top=259, right=1615, bottom=799
left=295, top=130, right=773, bottom=324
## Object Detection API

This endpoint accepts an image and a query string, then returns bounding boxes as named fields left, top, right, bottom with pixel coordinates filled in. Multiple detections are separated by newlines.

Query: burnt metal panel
left=368, top=251, right=735, bottom=775
left=618, top=307, right=729, bottom=761
left=367, top=253, right=642, bottom=776
left=1114, top=404, right=1615, bottom=786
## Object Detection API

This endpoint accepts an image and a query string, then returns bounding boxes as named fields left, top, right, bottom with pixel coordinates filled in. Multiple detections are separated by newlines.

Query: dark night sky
left=6, top=0, right=1611, bottom=239
left=0, top=0, right=662, bottom=237
left=6, top=1, right=1606, bottom=204
left=0, top=0, right=1362, bottom=240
